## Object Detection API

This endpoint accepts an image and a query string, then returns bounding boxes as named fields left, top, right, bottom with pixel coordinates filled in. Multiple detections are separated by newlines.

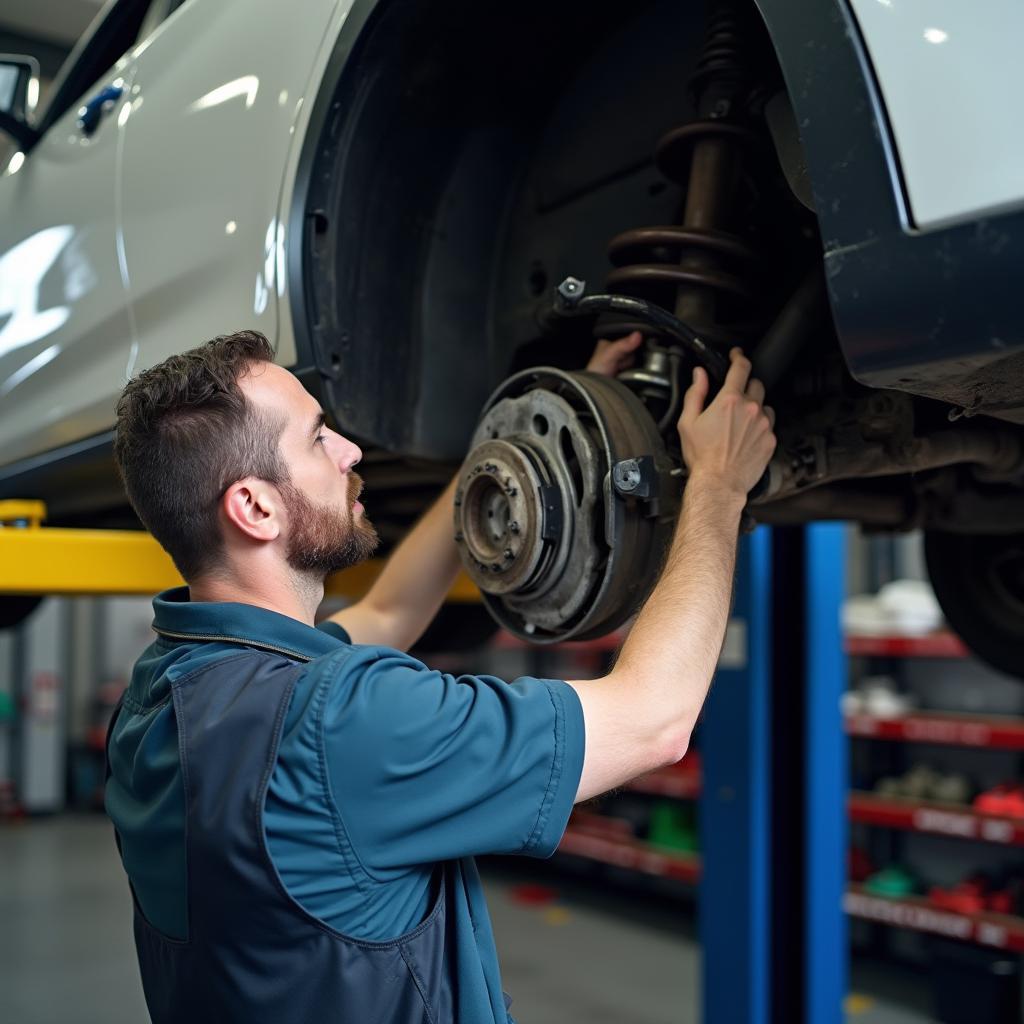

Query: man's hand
left=678, top=347, right=776, bottom=499
left=586, top=331, right=643, bottom=377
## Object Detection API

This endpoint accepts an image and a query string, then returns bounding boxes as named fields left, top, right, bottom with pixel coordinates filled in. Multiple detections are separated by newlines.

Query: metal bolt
left=613, top=458, right=642, bottom=493
left=503, top=548, right=514, bottom=560
left=509, top=521, right=520, bottom=534
left=454, top=531, right=464, bottom=543
left=490, top=563, right=501, bottom=573
left=505, top=486, right=518, bottom=497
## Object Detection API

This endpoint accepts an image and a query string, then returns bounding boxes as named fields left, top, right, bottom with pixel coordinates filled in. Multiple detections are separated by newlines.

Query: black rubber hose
left=553, top=278, right=731, bottom=383
left=553, top=277, right=772, bottom=501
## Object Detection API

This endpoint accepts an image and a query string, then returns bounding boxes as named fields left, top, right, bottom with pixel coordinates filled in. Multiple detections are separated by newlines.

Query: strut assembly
left=454, top=0, right=769, bottom=642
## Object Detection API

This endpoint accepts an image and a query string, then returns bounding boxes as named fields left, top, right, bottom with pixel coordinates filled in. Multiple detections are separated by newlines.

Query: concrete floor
left=1, top=815, right=934, bottom=1024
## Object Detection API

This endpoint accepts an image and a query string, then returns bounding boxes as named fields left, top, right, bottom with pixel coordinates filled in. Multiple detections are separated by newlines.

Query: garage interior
left=4, top=1, right=1024, bottom=1024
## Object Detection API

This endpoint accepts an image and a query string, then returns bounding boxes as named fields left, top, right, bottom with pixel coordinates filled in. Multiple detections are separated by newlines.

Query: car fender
left=756, top=0, right=1024, bottom=420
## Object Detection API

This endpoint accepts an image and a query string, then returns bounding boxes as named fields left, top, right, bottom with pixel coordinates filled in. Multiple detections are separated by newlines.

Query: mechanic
left=105, top=329, right=775, bottom=1024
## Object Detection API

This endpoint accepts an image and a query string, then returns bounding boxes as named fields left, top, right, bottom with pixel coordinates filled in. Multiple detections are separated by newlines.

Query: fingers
left=721, top=346, right=752, bottom=394
left=586, top=332, right=643, bottom=376
left=681, top=366, right=709, bottom=424
left=764, top=404, right=776, bottom=430
left=745, top=377, right=765, bottom=406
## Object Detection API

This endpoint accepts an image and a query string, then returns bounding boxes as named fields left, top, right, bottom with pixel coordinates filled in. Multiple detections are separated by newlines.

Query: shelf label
left=977, top=922, right=1009, bottom=948
left=979, top=819, right=1016, bottom=843
left=912, top=808, right=977, bottom=838
left=902, top=719, right=991, bottom=745
left=845, top=892, right=974, bottom=940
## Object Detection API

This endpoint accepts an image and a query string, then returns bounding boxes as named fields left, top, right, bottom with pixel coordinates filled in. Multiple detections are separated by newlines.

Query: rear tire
left=924, top=530, right=1024, bottom=679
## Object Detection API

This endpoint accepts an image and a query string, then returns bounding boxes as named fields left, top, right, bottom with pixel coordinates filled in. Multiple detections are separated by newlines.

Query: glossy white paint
left=848, top=0, right=1024, bottom=231
left=0, top=56, right=135, bottom=466
left=117, top=0, right=341, bottom=382
left=0, top=0, right=350, bottom=474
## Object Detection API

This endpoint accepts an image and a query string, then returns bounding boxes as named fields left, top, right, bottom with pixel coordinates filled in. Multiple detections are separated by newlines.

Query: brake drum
left=454, top=368, right=679, bottom=643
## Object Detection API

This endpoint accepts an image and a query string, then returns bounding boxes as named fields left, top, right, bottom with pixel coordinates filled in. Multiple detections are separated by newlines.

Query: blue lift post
left=700, top=523, right=848, bottom=1024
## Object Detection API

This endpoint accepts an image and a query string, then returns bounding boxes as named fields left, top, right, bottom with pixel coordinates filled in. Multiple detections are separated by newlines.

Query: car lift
left=702, top=522, right=848, bottom=1024
left=0, top=500, right=480, bottom=602
left=1, top=500, right=847, bottom=1023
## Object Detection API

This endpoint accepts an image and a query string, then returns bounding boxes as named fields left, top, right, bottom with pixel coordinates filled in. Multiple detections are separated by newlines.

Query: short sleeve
left=316, top=620, right=352, bottom=644
left=319, top=647, right=584, bottom=873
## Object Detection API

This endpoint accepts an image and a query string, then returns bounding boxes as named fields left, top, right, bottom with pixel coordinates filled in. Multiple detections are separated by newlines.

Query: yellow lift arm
left=0, top=500, right=479, bottom=602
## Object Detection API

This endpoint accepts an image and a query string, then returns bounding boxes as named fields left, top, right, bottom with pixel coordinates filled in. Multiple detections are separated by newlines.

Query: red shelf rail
left=558, top=826, right=701, bottom=883
left=845, top=710, right=1024, bottom=749
left=849, top=792, right=1024, bottom=846
left=844, top=632, right=968, bottom=658
left=845, top=886, right=1024, bottom=952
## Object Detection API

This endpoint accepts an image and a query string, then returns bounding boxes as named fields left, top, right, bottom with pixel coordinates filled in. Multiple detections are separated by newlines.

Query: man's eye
left=315, top=434, right=327, bottom=445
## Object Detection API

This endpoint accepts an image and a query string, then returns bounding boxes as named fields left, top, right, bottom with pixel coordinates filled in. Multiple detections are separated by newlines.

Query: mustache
left=349, top=472, right=364, bottom=506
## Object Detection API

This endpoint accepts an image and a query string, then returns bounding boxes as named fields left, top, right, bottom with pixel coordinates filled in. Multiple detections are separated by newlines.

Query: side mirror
left=0, top=55, right=41, bottom=150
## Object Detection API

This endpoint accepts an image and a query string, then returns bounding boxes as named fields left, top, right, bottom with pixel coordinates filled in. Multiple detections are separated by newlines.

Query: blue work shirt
left=106, top=587, right=585, bottom=1023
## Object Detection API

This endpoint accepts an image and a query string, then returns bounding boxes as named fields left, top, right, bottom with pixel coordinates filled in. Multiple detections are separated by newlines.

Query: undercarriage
left=295, top=0, right=1024, bottom=670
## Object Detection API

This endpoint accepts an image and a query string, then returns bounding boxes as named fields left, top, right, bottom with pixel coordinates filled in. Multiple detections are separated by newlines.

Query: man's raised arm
left=567, top=349, right=776, bottom=802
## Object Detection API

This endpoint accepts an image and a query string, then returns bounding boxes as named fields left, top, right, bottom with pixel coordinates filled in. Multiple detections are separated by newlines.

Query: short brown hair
left=113, top=330, right=287, bottom=580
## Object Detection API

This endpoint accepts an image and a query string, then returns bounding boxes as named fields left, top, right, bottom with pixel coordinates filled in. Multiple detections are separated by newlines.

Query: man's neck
left=187, top=571, right=324, bottom=627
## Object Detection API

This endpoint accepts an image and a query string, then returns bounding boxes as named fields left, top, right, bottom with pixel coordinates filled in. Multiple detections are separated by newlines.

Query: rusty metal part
left=454, top=368, right=678, bottom=643
left=596, top=0, right=759, bottom=348
left=752, top=428, right=1024, bottom=505
left=756, top=476, right=1024, bottom=535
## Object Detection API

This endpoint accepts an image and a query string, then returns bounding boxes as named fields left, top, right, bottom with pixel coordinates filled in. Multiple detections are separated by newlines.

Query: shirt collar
left=151, top=586, right=343, bottom=663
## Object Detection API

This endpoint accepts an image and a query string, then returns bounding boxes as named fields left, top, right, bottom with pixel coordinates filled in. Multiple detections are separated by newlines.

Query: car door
left=0, top=0, right=160, bottom=472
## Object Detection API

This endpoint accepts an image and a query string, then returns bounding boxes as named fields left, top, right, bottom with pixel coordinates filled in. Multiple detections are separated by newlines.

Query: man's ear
left=221, top=478, right=282, bottom=542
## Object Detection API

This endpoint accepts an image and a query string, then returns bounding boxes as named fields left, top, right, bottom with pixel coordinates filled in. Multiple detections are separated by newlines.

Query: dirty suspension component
left=601, top=0, right=761, bottom=354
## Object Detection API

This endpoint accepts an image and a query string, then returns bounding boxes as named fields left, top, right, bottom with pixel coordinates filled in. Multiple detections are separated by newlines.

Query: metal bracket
left=611, top=456, right=658, bottom=499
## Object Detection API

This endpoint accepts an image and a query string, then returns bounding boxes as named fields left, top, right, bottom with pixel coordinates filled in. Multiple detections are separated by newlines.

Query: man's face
left=239, top=362, right=379, bottom=575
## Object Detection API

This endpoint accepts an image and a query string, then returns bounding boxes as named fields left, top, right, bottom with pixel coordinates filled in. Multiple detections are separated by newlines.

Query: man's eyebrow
left=308, top=411, right=326, bottom=440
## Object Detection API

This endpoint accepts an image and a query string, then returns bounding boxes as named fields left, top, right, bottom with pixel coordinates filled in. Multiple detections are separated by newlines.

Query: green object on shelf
left=0, top=691, right=14, bottom=724
left=864, top=865, right=917, bottom=898
left=647, top=801, right=699, bottom=853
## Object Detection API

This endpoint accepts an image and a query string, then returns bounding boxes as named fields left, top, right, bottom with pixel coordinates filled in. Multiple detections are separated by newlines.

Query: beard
left=279, top=473, right=379, bottom=577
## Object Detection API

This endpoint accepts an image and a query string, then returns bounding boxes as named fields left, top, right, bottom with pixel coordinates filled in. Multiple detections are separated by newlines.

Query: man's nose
left=335, top=434, right=362, bottom=473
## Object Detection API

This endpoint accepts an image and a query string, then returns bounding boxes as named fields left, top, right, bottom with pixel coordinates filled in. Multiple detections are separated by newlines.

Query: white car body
left=0, top=0, right=349, bottom=467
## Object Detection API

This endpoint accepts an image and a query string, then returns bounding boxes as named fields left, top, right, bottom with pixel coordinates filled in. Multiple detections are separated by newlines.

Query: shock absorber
left=601, top=0, right=761, bottom=363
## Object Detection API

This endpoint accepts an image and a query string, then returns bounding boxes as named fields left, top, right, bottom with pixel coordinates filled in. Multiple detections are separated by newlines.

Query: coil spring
left=599, top=0, right=760, bottom=347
